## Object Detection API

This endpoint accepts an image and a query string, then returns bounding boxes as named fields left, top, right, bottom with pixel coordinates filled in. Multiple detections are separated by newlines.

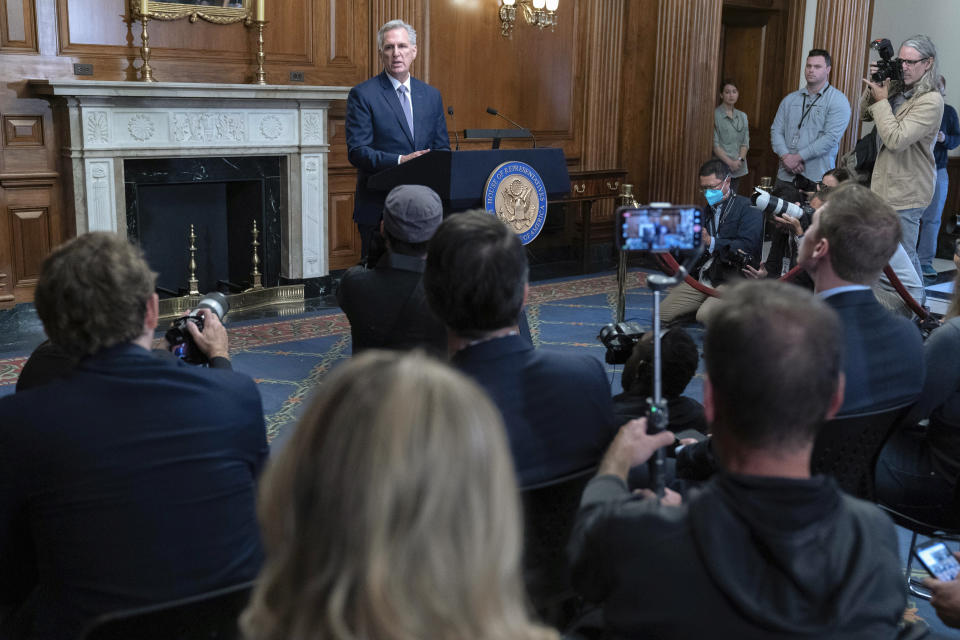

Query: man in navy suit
left=660, top=158, right=763, bottom=325
left=798, top=182, right=923, bottom=415
left=424, top=211, right=616, bottom=487
left=346, top=19, right=450, bottom=258
left=0, top=233, right=266, bottom=639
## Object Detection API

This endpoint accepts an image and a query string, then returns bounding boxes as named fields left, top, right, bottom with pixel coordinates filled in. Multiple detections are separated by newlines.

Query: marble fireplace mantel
left=29, top=80, right=351, bottom=279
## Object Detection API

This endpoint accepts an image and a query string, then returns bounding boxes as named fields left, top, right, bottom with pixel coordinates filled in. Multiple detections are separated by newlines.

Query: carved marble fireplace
left=29, top=80, right=350, bottom=281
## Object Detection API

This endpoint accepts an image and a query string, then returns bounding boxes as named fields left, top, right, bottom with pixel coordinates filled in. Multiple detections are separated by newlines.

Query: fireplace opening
left=125, top=156, right=286, bottom=297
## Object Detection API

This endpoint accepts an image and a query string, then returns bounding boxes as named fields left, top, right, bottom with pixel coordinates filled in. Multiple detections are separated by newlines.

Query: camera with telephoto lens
left=165, top=291, right=229, bottom=365
left=870, top=38, right=903, bottom=85
left=599, top=320, right=646, bottom=365
left=751, top=189, right=814, bottom=221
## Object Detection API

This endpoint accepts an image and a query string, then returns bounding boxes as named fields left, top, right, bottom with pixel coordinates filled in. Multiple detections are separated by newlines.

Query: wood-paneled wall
left=649, top=0, right=722, bottom=205
left=0, top=0, right=823, bottom=305
left=813, top=0, right=874, bottom=155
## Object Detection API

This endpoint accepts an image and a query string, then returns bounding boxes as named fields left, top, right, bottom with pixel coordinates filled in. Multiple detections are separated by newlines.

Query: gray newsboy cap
left=383, top=184, right=443, bottom=243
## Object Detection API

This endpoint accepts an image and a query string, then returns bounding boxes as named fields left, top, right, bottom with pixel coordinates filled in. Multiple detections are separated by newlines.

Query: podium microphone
left=486, top=106, right=537, bottom=148
left=447, top=105, right=460, bottom=151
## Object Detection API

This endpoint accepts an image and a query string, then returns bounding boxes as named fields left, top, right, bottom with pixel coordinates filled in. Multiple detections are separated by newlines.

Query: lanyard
left=798, top=91, right=824, bottom=129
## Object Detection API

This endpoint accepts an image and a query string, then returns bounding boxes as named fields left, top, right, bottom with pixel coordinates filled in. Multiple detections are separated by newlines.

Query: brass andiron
left=187, top=224, right=200, bottom=295
left=249, top=219, right=263, bottom=290
left=136, top=2, right=156, bottom=82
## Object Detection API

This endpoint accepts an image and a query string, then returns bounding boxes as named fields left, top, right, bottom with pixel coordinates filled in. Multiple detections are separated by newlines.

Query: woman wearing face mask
left=713, top=79, right=750, bottom=194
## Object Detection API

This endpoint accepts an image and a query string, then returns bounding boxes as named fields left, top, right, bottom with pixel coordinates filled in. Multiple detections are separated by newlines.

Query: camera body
left=165, top=292, right=229, bottom=365
left=598, top=320, right=646, bottom=365
left=719, top=247, right=756, bottom=271
left=870, top=38, right=903, bottom=85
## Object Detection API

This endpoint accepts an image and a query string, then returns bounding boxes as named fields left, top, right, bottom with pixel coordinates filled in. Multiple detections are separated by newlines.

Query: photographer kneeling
left=0, top=232, right=267, bottom=638
left=862, top=34, right=944, bottom=280
left=660, top=158, right=763, bottom=326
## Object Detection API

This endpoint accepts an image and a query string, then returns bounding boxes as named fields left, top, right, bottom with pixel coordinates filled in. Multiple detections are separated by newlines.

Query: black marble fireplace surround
left=125, top=156, right=286, bottom=297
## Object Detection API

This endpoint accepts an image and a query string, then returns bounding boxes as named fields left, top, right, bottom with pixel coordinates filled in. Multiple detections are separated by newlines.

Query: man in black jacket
left=569, top=280, right=905, bottom=639
left=660, top=158, right=763, bottom=325
left=337, top=184, right=447, bottom=357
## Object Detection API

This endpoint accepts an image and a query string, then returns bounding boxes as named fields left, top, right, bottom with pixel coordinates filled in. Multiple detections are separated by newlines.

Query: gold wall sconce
left=499, top=0, right=559, bottom=38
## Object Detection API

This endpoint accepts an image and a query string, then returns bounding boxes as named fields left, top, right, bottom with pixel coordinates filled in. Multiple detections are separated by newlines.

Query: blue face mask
left=704, top=187, right=724, bottom=206
left=704, top=178, right=727, bottom=206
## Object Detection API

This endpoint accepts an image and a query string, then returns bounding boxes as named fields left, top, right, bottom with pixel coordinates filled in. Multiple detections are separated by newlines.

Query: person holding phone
left=923, top=549, right=960, bottom=628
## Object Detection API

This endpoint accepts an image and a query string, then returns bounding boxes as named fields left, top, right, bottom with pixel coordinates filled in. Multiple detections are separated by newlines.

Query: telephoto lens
left=751, top=188, right=804, bottom=220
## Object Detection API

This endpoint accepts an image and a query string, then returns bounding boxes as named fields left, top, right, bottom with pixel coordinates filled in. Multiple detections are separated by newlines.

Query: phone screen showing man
left=916, top=540, right=960, bottom=581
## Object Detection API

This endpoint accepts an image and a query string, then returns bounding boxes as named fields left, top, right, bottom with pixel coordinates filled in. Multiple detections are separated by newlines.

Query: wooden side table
left=558, top=169, right=628, bottom=271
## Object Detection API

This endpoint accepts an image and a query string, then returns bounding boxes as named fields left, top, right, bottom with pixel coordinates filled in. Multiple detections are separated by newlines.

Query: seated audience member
left=678, top=184, right=923, bottom=482
left=797, top=182, right=923, bottom=415
left=660, top=158, right=762, bottom=325
left=613, top=327, right=706, bottom=434
left=241, top=350, right=558, bottom=640
left=424, top=211, right=615, bottom=487
left=337, top=184, right=447, bottom=356
left=821, top=167, right=851, bottom=188
left=761, top=182, right=808, bottom=278
left=0, top=232, right=266, bottom=639
left=876, top=249, right=960, bottom=521
left=569, top=280, right=906, bottom=639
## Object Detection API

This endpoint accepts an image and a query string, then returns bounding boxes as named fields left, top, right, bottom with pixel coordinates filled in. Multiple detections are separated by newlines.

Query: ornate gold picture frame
left=131, top=0, right=252, bottom=25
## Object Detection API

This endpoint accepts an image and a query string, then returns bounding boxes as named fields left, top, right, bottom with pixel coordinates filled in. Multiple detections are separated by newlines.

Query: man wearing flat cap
left=337, top=184, right=447, bottom=356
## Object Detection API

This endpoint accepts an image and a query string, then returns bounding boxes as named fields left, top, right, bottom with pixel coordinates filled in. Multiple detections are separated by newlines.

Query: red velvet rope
left=654, top=253, right=928, bottom=320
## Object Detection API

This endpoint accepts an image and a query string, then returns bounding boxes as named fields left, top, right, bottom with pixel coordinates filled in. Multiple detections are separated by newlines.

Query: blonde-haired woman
left=242, top=350, right=557, bottom=640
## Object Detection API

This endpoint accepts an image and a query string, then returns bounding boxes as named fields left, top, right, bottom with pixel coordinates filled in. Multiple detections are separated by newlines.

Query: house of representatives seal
left=483, top=161, right=548, bottom=245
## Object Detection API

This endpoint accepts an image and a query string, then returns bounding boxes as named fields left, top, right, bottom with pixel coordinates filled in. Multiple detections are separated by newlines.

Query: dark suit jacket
left=336, top=251, right=447, bottom=357
left=346, top=71, right=450, bottom=225
left=823, top=288, right=924, bottom=416
left=701, top=194, right=764, bottom=282
left=452, top=335, right=616, bottom=487
left=0, top=343, right=267, bottom=639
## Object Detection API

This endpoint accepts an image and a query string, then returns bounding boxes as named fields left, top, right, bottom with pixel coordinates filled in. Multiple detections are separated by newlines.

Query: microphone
left=447, top=105, right=460, bottom=151
left=486, top=106, right=537, bottom=148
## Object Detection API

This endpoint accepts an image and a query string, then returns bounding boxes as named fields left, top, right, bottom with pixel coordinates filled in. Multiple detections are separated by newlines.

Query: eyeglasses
left=899, top=57, right=930, bottom=67
left=698, top=178, right=728, bottom=192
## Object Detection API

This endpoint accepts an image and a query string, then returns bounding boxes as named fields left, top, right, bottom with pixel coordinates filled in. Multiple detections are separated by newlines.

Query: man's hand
left=400, top=149, right=430, bottom=164
left=635, top=487, right=683, bottom=506
left=702, top=230, right=712, bottom=248
left=781, top=153, right=804, bottom=174
left=939, top=131, right=947, bottom=143
left=742, top=263, right=767, bottom=279
left=185, top=308, right=230, bottom=361
left=598, top=418, right=675, bottom=481
left=925, top=554, right=960, bottom=629
left=774, top=214, right=804, bottom=237
left=863, top=77, right=889, bottom=103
